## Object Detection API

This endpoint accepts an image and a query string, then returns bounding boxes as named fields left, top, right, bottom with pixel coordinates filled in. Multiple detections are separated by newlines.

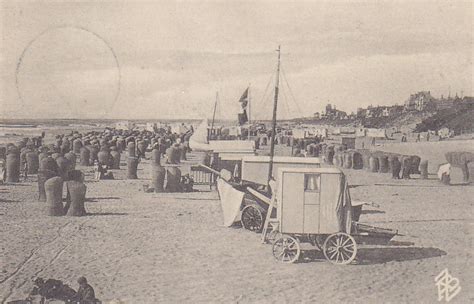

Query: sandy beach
left=1, top=139, right=473, bottom=303
left=1, top=1, right=472, bottom=302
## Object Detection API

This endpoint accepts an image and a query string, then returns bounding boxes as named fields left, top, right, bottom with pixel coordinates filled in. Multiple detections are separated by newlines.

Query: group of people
left=27, top=276, right=98, bottom=303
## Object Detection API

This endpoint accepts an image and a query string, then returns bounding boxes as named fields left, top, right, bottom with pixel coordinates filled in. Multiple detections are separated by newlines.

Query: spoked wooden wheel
left=267, top=229, right=283, bottom=244
left=241, top=204, right=265, bottom=232
left=323, top=232, right=357, bottom=265
left=272, top=235, right=301, bottom=263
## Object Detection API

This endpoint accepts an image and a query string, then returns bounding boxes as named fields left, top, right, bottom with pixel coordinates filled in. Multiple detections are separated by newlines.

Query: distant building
left=404, top=91, right=435, bottom=111
left=356, top=108, right=367, bottom=119
left=348, top=112, right=357, bottom=120
left=366, top=105, right=384, bottom=118
left=436, top=95, right=455, bottom=110
left=326, top=104, right=334, bottom=114
left=391, top=105, right=404, bottom=115
left=366, top=108, right=374, bottom=118
left=313, top=112, right=320, bottom=119
left=319, top=104, right=348, bottom=120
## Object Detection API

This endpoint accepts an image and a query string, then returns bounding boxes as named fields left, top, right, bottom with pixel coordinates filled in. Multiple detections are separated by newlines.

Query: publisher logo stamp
left=435, top=269, right=461, bottom=302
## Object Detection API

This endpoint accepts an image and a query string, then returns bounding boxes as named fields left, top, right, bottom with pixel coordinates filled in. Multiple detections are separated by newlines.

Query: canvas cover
left=303, top=171, right=352, bottom=234
left=217, top=178, right=245, bottom=227
left=335, top=173, right=353, bottom=234
left=188, top=119, right=209, bottom=151
left=438, top=163, right=451, bottom=180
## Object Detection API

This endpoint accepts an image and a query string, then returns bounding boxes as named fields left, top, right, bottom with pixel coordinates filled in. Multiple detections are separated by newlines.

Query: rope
left=257, top=70, right=277, bottom=120
left=216, top=94, right=222, bottom=122
left=280, top=84, right=292, bottom=119
left=281, top=65, right=304, bottom=117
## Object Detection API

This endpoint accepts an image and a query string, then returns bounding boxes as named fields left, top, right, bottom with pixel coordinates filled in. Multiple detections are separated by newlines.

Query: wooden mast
left=248, top=83, right=251, bottom=124
left=267, top=46, right=281, bottom=186
left=209, top=91, right=218, bottom=141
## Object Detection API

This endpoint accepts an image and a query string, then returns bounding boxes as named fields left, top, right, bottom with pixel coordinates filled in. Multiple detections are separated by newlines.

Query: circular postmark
left=15, top=25, right=121, bottom=117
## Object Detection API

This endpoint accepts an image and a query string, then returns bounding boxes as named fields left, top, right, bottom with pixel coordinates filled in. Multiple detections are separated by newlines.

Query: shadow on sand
left=86, top=197, right=121, bottom=202
left=174, top=197, right=220, bottom=201
left=299, top=246, right=446, bottom=265
left=348, top=184, right=367, bottom=189
left=0, top=198, right=20, bottom=203
left=86, top=212, right=128, bottom=216
left=448, top=182, right=472, bottom=186
left=374, top=183, right=471, bottom=188
left=361, top=209, right=385, bottom=215
left=356, top=247, right=447, bottom=265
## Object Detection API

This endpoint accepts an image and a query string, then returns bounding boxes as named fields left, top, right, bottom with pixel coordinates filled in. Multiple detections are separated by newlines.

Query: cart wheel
left=241, top=204, right=265, bottom=232
left=323, top=232, right=357, bottom=265
left=267, top=229, right=283, bottom=244
left=272, top=235, right=300, bottom=263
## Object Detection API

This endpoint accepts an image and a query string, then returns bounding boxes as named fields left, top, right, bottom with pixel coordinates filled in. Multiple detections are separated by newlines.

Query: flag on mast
left=238, top=87, right=249, bottom=125
left=239, top=88, right=249, bottom=108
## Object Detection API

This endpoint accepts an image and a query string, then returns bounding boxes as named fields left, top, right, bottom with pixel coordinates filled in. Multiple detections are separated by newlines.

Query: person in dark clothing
left=293, top=148, right=305, bottom=157
left=75, top=277, right=97, bottom=303
left=30, top=277, right=76, bottom=302
left=23, top=161, right=28, bottom=181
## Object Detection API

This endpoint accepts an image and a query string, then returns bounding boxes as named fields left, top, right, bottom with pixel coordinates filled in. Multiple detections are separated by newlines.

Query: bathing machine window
left=304, top=174, right=320, bottom=192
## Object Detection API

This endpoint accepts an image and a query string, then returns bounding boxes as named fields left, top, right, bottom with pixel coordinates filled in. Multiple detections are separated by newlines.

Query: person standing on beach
left=23, top=161, right=28, bottom=181
left=93, top=160, right=100, bottom=180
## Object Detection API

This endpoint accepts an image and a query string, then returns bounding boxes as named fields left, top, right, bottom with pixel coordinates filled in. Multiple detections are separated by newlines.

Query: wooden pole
left=247, top=84, right=251, bottom=140
left=209, top=92, right=218, bottom=141
left=198, top=163, right=221, bottom=176
left=248, top=84, right=251, bottom=124
left=267, top=46, right=281, bottom=186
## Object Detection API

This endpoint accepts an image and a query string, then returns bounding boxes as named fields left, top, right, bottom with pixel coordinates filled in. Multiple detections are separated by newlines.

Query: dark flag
left=238, top=109, right=248, bottom=126
left=239, top=88, right=249, bottom=108
left=237, top=87, right=249, bottom=125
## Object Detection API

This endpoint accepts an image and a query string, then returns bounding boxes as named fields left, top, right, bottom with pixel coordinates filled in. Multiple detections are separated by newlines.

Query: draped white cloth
left=437, top=163, right=451, bottom=180
left=217, top=178, right=244, bottom=227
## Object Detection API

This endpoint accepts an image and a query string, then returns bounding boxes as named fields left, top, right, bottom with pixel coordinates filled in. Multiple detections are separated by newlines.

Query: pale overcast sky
left=0, top=0, right=472, bottom=120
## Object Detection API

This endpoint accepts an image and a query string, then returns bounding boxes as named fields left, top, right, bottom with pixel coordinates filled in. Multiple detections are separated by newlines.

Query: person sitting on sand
left=75, top=276, right=97, bottom=304
left=93, top=160, right=114, bottom=181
